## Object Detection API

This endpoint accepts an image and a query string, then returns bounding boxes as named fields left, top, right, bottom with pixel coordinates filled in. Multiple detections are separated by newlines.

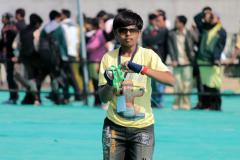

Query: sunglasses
left=117, top=27, right=139, bottom=34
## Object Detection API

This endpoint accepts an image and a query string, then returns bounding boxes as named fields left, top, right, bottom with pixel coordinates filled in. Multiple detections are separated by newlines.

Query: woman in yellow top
left=98, top=10, right=174, bottom=160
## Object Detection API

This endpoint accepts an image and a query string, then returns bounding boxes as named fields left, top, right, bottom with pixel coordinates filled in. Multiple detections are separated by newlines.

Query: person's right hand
left=104, top=70, right=114, bottom=86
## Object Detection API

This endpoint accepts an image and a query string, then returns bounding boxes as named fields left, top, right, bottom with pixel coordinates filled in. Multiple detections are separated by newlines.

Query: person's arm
left=194, top=12, right=204, bottom=33
left=122, top=61, right=175, bottom=86
left=59, top=27, right=68, bottom=58
left=97, top=54, right=117, bottom=103
left=144, top=69, right=175, bottom=86
left=167, top=31, right=178, bottom=65
left=214, top=29, right=227, bottom=63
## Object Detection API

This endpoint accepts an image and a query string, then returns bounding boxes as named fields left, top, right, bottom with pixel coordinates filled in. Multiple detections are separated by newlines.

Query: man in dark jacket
left=15, top=8, right=26, bottom=32
left=148, top=10, right=168, bottom=108
left=0, top=13, right=18, bottom=104
left=13, top=13, right=43, bottom=105
left=168, top=15, right=195, bottom=110
left=39, top=10, right=69, bottom=104
left=142, top=13, right=159, bottom=54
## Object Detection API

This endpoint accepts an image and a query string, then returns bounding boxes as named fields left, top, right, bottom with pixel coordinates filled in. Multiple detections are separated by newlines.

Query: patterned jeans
left=102, top=118, right=154, bottom=160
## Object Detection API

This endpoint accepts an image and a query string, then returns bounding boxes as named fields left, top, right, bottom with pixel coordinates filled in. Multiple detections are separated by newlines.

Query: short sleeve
left=98, top=54, right=107, bottom=86
left=147, top=49, right=169, bottom=72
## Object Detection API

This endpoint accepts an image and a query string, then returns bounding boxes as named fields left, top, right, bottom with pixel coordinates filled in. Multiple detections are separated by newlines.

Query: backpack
left=19, top=27, right=36, bottom=58
left=38, top=31, right=61, bottom=69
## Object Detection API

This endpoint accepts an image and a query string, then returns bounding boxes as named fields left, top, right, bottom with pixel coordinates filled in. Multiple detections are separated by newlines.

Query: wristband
left=127, top=61, right=143, bottom=73
left=140, top=66, right=148, bottom=75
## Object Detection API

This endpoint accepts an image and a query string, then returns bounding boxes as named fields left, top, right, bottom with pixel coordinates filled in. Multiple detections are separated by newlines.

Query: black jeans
left=201, top=85, right=222, bottom=111
left=102, top=118, right=154, bottom=160
left=6, top=61, right=18, bottom=100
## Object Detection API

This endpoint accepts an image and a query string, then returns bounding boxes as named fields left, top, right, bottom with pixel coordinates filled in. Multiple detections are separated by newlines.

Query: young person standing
left=98, top=10, right=174, bottom=160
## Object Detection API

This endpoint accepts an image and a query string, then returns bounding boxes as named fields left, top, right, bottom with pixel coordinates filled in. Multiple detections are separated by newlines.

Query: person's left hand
left=121, top=61, right=143, bottom=73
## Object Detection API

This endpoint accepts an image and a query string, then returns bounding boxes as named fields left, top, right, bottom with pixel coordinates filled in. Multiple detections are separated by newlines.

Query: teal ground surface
left=0, top=93, right=240, bottom=160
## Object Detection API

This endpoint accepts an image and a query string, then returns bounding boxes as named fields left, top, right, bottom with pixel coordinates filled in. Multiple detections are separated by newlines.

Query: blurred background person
left=96, top=10, right=115, bottom=51
left=39, top=10, right=69, bottom=104
left=168, top=15, right=195, bottom=110
left=196, top=11, right=227, bottom=111
left=61, top=9, right=83, bottom=101
left=13, top=13, right=43, bottom=105
left=192, top=6, right=212, bottom=110
left=15, top=8, right=26, bottom=32
left=85, top=17, right=107, bottom=107
left=226, top=30, right=240, bottom=92
left=142, top=13, right=158, bottom=50
left=0, top=13, right=18, bottom=104
left=149, top=9, right=169, bottom=108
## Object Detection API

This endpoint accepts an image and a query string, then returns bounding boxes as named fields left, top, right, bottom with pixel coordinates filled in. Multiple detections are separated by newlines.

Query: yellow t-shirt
left=98, top=46, right=169, bottom=128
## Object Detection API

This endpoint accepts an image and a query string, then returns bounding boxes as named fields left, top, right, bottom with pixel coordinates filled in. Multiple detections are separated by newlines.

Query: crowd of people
left=0, top=7, right=239, bottom=111
left=0, top=8, right=82, bottom=105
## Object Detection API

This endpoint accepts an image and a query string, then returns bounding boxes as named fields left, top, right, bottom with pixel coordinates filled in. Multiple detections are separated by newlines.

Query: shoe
left=192, top=102, right=204, bottom=110
left=34, top=100, right=41, bottom=106
left=181, top=105, right=191, bottom=110
left=172, top=105, right=179, bottom=110
left=2, top=99, right=17, bottom=105
left=152, top=103, right=164, bottom=108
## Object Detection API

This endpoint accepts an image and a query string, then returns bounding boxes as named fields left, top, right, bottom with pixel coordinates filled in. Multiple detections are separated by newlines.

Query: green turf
left=0, top=93, right=240, bottom=160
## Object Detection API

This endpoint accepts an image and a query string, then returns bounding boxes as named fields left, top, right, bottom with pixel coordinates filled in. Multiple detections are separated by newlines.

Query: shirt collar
left=176, top=28, right=187, bottom=35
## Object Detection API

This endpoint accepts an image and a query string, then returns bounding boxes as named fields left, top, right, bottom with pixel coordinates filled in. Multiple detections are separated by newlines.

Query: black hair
left=105, top=13, right=115, bottom=21
left=16, top=8, right=25, bottom=18
left=113, top=10, right=143, bottom=31
left=29, top=13, right=43, bottom=26
left=96, top=10, right=107, bottom=18
left=84, top=17, right=92, bottom=24
left=2, top=12, right=13, bottom=20
left=176, top=15, right=187, bottom=25
left=148, top=13, right=157, bottom=21
left=62, top=9, right=71, bottom=18
left=202, top=6, right=212, bottom=12
left=117, top=8, right=128, bottom=13
left=156, top=9, right=166, bottom=20
left=91, top=18, right=99, bottom=29
left=49, top=10, right=61, bottom=21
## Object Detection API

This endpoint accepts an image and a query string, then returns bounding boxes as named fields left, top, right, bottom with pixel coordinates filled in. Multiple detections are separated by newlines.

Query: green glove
left=104, top=65, right=125, bottom=92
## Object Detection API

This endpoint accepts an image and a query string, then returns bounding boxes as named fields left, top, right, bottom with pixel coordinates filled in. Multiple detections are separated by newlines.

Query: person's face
left=61, top=13, right=66, bottom=20
left=55, top=16, right=62, bottom=23
left=150, top=18, right=157, bottom=27
left=211, top=14, right=219, bottom=25
left=98, top=18, right=105, bottom=30
left=156, top=15, right=165, bottom=28
left=175, top=18, right=180, bottom=29
left=115, top=25, right=140, bottom=47
left=15, top=13, right=21, bottom=21
left=84, top=22, right=93, bottom=32
left=204, top=12, right=212, bottom=24
left=35, top=22, right=41, bottom=30
left=175, top=18, right=183, bottom=30
left=1, top=17, right=8, bottom=24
